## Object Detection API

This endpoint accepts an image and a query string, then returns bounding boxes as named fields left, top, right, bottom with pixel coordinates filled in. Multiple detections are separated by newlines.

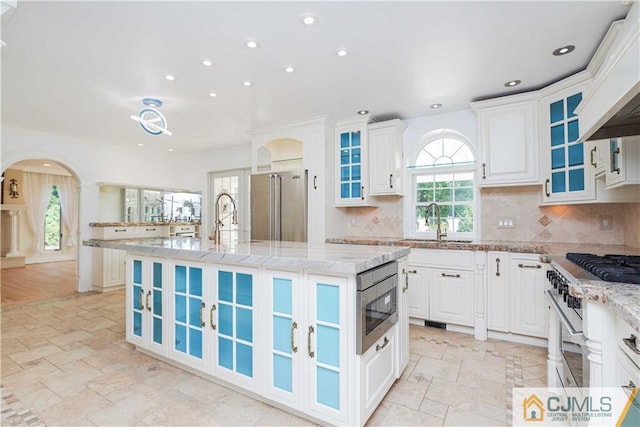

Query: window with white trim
left=408, top=132, right=477, bottom=239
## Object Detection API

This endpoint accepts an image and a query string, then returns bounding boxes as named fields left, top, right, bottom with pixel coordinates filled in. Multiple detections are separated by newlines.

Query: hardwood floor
left=1, top=260, right=77, bottom=305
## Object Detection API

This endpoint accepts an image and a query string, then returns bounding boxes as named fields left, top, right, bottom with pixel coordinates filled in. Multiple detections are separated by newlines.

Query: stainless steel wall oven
left=356, top=261, right=398, bottom=355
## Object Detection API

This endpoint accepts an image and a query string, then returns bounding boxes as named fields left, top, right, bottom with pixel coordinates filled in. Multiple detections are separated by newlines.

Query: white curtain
left=23, top=171, right=54, bottom=255
left=54, top=175, right=79, bottom=247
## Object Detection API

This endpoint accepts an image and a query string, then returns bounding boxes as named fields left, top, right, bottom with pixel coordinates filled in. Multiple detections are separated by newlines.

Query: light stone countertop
left=89, top=221, right=201, bottom=227
left=83, top=238, right=410, bottom=275
left=329, top=236, right=640, bottom=332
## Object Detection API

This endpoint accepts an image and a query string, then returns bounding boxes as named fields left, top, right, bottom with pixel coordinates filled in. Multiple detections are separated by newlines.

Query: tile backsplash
left=481, top=186, right=640, bottom=248
left=344, top=185, right=640, bottom=248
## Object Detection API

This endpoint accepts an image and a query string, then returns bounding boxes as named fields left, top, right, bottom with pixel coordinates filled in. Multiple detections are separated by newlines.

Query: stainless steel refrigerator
left=250, top=170, right=308, bottom=242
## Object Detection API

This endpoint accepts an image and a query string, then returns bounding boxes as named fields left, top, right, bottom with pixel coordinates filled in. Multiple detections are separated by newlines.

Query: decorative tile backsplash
left=344, top=185, right=640, bottom=248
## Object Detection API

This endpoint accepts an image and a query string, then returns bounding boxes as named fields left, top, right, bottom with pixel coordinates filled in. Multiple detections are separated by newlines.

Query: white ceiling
left=1, top=1, right=631, bottom=154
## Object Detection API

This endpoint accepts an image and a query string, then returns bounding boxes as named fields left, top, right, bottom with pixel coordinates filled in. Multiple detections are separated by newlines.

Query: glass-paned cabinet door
left=543, top=90, right=594, bottom=203
left=339, top=130, right=363, bottom=200
left=173, top=264, right=204, bottom=361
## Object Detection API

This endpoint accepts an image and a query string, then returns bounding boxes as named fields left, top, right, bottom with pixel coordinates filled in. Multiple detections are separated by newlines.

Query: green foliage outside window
left=45, top=186, right=61, bottom=250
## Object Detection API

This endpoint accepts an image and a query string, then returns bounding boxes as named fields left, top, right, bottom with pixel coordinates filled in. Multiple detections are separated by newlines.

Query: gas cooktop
left=566, top=253, right=640, bottom=285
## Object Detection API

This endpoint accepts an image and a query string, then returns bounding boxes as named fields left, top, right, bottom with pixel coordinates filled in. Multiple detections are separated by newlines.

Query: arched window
left=408, top=131, right=477, bottom=239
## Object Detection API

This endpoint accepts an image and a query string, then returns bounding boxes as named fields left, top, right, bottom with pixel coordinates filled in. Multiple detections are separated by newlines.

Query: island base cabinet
left=264, top=271, right=350, bottom=425
left=125, top=256, right=167, bottom=357
left=361, top=327, right=397, bottom=422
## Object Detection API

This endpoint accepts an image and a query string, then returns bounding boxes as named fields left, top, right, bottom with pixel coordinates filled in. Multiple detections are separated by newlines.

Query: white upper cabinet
left=335, top=117, right=373, bottom=206
left=368, top=119, right=406, bottom=196
left=471, top=95, right=540, bottom=186
left=605, top=135, right=640, bottom=188
left=540, top=75, right=596, bottom=204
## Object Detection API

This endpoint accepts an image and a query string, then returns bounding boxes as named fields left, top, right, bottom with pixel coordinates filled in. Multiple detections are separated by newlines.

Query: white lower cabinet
left=93, top=248, right=126, bottom=292
left=487, top=251, right=510, bottom=332
left=406, top=249, right=474, bottom=328
left=509, top=254, right=549, bottom=338
left=429, top=268, right=474, bottom=327
left=396, top=257, right=409, bottom=376
left=125, top=256, right=167, bottom=356
left=361, top=329, right=396, bottom=421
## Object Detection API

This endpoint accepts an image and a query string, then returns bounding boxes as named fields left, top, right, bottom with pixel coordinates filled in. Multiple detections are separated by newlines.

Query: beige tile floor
left=1, top=290, right=548, bottom=426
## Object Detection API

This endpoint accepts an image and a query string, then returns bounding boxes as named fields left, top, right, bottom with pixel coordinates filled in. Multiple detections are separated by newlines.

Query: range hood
left=585, top=83, right=640, bottom=141
left=578, top=4, right=639, bottom=142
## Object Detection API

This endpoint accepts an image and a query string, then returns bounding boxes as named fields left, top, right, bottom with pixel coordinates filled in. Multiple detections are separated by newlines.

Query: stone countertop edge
left=329, top=236, right=640, bottom=333
left=89, top=222, right=201, bottom=227
left=83, top=238, right=410, bottom=275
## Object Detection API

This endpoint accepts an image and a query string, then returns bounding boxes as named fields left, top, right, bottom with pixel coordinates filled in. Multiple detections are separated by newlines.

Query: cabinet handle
left=376, top=336, right=390, bottom=351
left=402, top=268, right=416, bottom=292
left=145, top=291, right=151, bottom=311
left=518, top=263, right=541, bottom=269
left=308, top=325, right=315, bottom=358
left=612, top=146, right=621, bottom=175
left=590, top=146, right=597, bottom=167
left=210, top=304, right=217, bottom=330
left=482, top=163, right=486, bottom=179
left=495, top=258, right=501, bottom=277
left=441, top=273, right=461, bottom=278
left=115, top=229, right=127, bottom=233
left=545, top=179, right=550, bottom=197
left=199, top=302, right=205, bottom=327
left=138, top=289, right=145, bottom=310
left=623, top=334, right=640, bottom=355
left=361, top=186, right=365, bottom=200
left=291, top=321, right=298, bottom=353
left=389, top=174, right=393, bottom=189
left=313, top=175, right=317, bottom=190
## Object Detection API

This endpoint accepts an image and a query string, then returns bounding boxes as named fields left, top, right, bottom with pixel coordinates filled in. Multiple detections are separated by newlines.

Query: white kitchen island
left=84, top=237, right=410, bottom=426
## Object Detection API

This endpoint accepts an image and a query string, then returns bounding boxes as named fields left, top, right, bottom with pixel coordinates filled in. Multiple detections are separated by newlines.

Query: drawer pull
left=441, top=273, right=461, bottom=278
left=623, top=334, right=640, bottom=355
left=376, top=336, right=390, bottom=352
left=518, top=263, right=541, bottom=269
left=115, top=229, right=127, bottom=232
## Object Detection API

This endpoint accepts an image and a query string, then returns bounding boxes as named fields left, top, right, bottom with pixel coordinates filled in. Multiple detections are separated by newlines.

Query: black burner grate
left=566, top=253, right=640, bottom=285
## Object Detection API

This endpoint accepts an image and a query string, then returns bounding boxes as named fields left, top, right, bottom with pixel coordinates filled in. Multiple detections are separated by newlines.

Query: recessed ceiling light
left=137, top=143, right=144, bottom=147
left=246, top=40, right=259, bottom=49
left=284, top=66, right=295, bottom=73
left=0, top=40, right=5, bottom=48
left=208, top=92, right=217, bottom=97
left=504, top=80, right=521, bottom=87
left=42, top=163, right=52, bottom=167
left=165, top=74, right=175, bottom=81
left=430, top=103, right=442, bottom=109
left=553, top=45, right=575, bottom=56
left=202, top=59, right=213, bottom=67
left=337, top=49, right=349, bottom=57
left=243, top=81, right=252, bottom=86
left=357, top=110, right=369, bottom=115
left=301, top=14, right=318, bottom=26
left=168, top=148, right=174, bottom=152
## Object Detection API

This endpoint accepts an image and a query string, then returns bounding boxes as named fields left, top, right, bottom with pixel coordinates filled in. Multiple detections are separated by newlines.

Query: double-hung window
left=407, top=132, right=477, bottom=240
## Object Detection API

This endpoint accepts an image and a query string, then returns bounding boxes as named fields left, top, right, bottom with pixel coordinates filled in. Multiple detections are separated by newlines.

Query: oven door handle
left=545, top=290, right=584, bottom=336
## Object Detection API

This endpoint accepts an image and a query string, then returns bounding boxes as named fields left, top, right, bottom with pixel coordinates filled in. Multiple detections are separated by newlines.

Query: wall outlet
left=598, top=215, right=612, bottom=230
left=497, top=218, right=515, bottom=228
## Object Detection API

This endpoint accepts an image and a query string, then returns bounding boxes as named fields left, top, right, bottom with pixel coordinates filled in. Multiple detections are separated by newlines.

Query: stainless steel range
left=546, top=253, right=640, bottom=389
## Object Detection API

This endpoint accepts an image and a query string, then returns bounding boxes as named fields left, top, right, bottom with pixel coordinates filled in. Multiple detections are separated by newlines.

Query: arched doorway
left=1, top=159, right=80, bottom=304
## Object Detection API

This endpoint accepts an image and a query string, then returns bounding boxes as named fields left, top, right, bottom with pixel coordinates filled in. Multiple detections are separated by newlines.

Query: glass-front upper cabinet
left=334, top=117, right=372, bottom=207
left=540, top=77, right=595, bottom=204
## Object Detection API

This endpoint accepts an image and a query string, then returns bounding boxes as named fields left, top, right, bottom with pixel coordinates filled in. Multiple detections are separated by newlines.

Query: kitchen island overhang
left=83, top=237, right=410, bottom=426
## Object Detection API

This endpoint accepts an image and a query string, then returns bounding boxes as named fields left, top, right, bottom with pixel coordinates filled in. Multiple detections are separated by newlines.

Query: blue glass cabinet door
left=172, top=263, right=204, bottom=363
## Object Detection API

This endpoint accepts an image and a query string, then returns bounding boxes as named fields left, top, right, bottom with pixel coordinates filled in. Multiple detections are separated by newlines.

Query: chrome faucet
left=211, top=192, right=238, bottom=244
left=425, top=202, right=447, bottom=241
